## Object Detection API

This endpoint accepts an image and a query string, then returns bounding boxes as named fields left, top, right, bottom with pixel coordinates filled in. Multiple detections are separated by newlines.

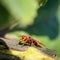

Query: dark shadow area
left=25, top=16, right=59, bottom=40
left=0, top=53, right=21, bottom=60
left=0, top=28, right=9, bottom=37
left=0, top=3, right=10, bottom=36
left=0, top=39, right=9, bottom=49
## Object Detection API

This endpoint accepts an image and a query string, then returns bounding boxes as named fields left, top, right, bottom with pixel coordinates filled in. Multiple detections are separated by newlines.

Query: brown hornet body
left=19, top=35, right=44, bottom=48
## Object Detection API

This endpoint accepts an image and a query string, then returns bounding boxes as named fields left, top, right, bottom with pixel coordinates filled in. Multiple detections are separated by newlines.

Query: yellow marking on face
left=20, top=37, right=26, bottom=44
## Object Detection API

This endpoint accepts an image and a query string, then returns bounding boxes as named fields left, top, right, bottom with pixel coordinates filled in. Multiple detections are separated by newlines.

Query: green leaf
left=1, top=0, right=46, bottom=28
left=0, top=4, right=16, bottom=30
left=57, top=4, right=60, bottom=22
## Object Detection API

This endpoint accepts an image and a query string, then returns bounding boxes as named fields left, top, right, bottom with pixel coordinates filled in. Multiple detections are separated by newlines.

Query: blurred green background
left=0, top=0, right=60, bottom=58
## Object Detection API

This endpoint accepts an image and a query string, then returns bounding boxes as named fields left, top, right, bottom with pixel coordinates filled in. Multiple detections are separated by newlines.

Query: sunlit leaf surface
left=0, top=0, right=46, bottom=28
